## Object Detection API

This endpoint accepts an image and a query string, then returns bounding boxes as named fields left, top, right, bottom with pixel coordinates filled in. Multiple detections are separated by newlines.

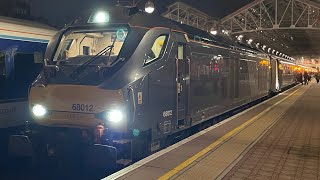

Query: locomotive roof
left=68, top=6, right=238, bottom=49
left=68, top=6, right=293, bottom=60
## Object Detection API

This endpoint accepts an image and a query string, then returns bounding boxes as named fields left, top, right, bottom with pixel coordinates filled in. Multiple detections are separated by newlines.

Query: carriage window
left=239, top=60, right=248, bottom=73
left=14, top=53, right=42, bottom=80
left=0, top=52, right=5, bottom=77
left=11, top=53, right=42, bottom=98
left=34, top=51, right=44, bottom=63
left=145, top=35, right=167, bottom=64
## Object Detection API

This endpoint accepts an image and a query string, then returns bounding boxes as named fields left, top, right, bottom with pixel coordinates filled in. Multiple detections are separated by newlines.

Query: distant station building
left=0, top=0, right=31, bottom=19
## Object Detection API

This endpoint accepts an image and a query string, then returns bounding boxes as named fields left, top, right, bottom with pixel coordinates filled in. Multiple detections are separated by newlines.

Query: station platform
left=104, top=81, right=320, bottom=180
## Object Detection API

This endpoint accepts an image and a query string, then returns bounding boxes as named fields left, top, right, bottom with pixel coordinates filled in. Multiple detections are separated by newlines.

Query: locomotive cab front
left=18, top=7, right=178, bottom=168
left=29, top=8, right=176, bottom=135
left=30, top=25, right=131, bottom=132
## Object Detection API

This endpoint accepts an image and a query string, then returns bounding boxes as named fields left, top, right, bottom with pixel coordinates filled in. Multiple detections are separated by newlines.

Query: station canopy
left=219, top=0, right=320, bottom=67
left=163, top=1, right=320, bottom=67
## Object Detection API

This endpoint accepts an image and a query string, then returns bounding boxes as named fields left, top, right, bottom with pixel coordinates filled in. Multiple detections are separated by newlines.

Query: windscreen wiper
left=69, top=45, right=113, bottom=79
left=69, top=36, right=118, bottom=79
left=106, top=36, right=116, bottom=66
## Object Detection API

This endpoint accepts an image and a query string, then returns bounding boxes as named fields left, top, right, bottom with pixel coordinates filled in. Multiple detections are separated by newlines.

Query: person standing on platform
left=298, top=72, right=303, bottom=84
left=315, top=73, right=320, bottom=83
left=303, top=71, right=309, bottom=85
left=308, top=73, right=311, bottom=82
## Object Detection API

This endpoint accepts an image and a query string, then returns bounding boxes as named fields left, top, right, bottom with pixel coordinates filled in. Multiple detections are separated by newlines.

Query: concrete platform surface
left=104, top=83, right=318, bottom=180
left=223, top=83, right=320, bottom=180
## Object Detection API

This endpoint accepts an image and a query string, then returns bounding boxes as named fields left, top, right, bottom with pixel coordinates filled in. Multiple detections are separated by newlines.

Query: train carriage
left=0, top=16, right=56, bottom=166
left=10, top=7, right=297, bottom=169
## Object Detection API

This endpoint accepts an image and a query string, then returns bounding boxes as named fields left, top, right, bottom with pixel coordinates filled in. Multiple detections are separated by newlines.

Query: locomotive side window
left=145, top=35, right=167, bottom=64
left=0, top=52, right=5, bottom=78
left=178, top=44, right=184, bottom=60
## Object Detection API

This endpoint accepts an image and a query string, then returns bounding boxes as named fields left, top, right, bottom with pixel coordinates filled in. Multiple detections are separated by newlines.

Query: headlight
left=106, top=110, right=123, bottom=123
left=88, top=11, right=110, bottom=24
left=32, top=104, right=47, bottom=117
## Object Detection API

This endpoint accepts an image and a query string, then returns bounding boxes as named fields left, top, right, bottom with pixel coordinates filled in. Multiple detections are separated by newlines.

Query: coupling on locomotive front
left=10, top=6, right=298, bottom=168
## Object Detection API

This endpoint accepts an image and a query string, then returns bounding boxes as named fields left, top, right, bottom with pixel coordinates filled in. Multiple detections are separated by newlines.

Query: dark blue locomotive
left=10, top=6, right=297, bottom=169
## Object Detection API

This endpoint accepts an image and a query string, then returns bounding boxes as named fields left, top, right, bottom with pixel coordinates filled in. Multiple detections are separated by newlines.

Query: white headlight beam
left=32, top=104, right=47, bottom=117
left=107, top=110, right=123, bottom=123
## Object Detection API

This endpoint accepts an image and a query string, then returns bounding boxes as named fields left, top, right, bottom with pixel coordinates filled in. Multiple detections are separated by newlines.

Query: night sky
left=30, top=0, right=252, bottom=27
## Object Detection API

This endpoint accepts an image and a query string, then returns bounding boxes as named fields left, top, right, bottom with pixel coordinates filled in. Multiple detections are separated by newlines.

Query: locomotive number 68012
left=72, top=104, right=93, bottom=112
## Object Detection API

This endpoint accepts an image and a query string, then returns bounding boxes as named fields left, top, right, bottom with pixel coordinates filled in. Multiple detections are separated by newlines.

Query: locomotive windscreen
left=53, top=27, right=128, bottom=65
left=37, top=26, right=136, bottom=85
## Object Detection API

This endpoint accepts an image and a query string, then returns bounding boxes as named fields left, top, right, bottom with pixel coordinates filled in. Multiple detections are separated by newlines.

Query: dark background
left=30, top=0, right=253, bottom=27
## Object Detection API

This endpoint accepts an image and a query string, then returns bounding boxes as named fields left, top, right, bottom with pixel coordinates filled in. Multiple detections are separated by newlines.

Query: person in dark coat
left=298, top=72, right=303, bottom=84
left=304, top=71, right=309, bottom=85
left=308, top=73, right=311, bottom=82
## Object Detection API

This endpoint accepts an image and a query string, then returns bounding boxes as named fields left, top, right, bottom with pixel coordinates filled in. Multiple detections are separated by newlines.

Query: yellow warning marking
left=158, top=86, right=303, bottom=180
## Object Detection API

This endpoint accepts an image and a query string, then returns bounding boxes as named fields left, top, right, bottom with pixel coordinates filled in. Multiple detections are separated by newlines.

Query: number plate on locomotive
left=72, top=104, right=94, bottom=112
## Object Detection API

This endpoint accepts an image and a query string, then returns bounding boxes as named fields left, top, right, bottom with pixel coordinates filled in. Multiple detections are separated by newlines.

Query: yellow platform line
left=158, top=86, right=302, bottom=180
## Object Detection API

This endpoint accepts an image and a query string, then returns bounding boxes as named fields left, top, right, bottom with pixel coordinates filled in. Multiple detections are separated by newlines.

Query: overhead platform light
left=222, top=29, right=229, bottom=35
left=210, top=30, right=217, bottom=35
left=210, top=28, right=217, bottom=35
left=262, top=45, right=266, bottom=50
left=145, top=1, right=155, bottom=13
left=237, top=35, right=243, bottom=41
